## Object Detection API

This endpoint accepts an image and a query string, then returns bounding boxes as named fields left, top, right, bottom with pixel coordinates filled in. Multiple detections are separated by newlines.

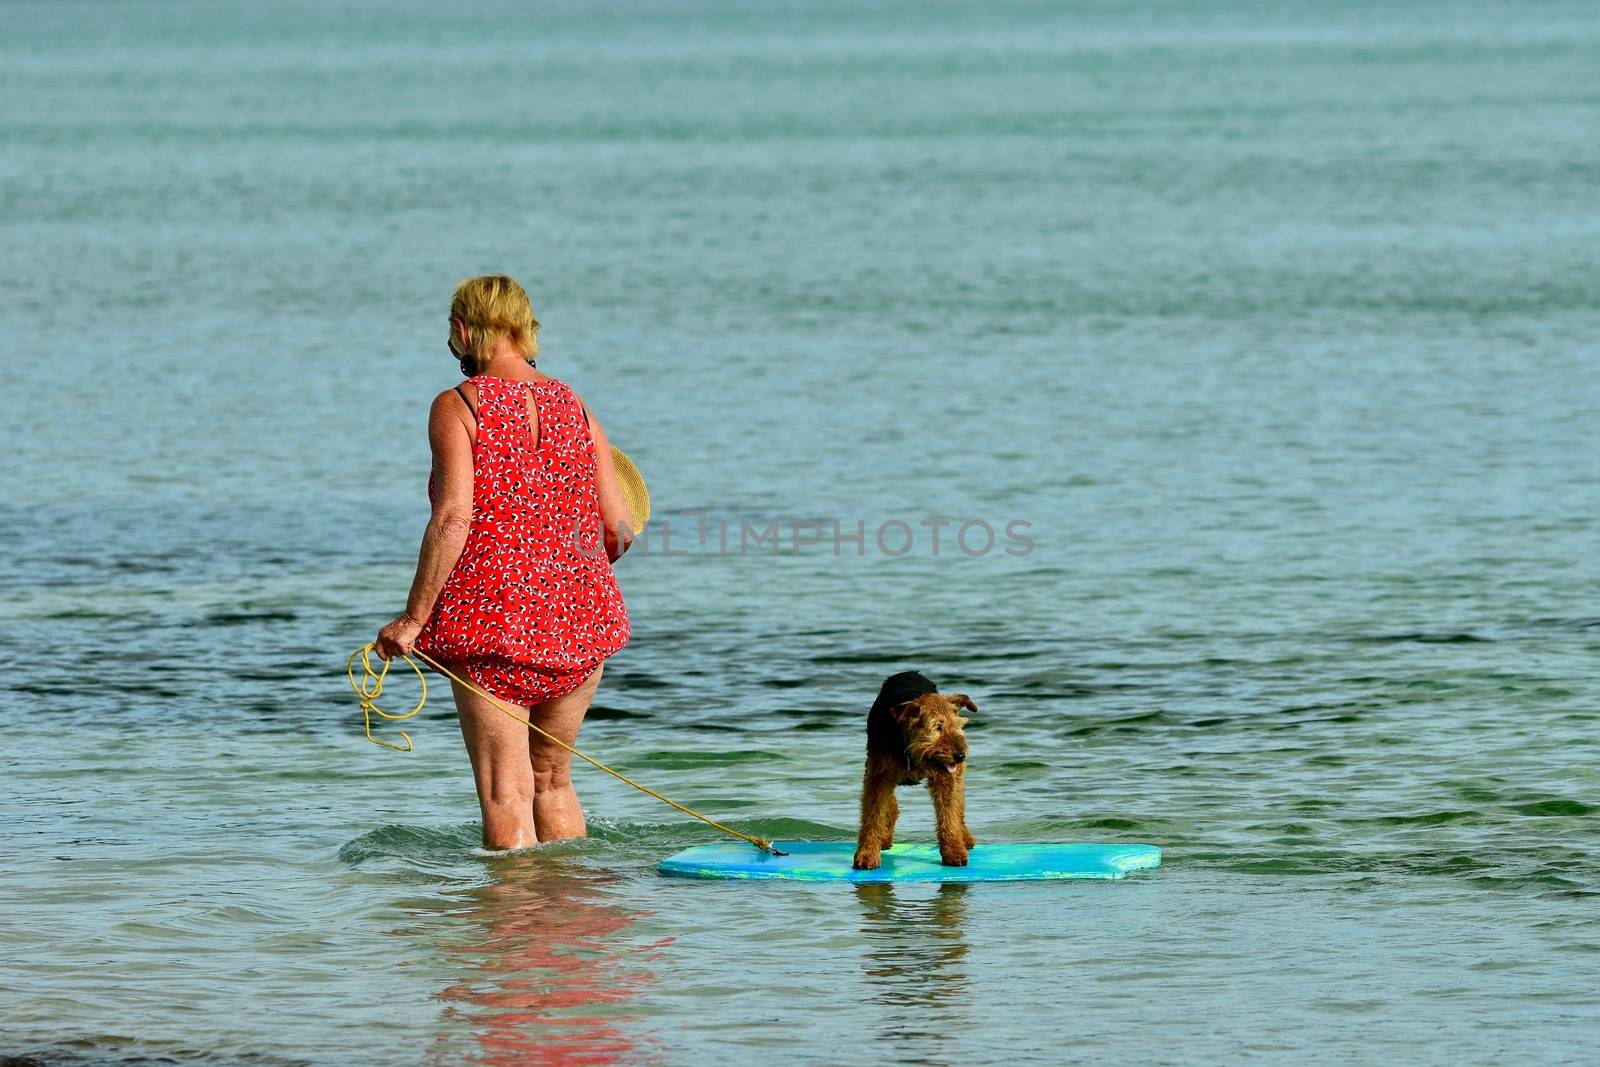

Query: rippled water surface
left=4, top=1, right=1600, bottom=1063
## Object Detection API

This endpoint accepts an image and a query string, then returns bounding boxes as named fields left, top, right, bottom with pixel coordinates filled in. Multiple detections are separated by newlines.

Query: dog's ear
left=945, top=693, right=977, bottom=714
left=890, top=699, right=923, bottom=726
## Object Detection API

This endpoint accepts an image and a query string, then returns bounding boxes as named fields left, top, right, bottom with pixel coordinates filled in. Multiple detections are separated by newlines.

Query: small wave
left=0, top=1037, right=310, bottom=1067
left=1374, top=810, right=1482, bottom=826
left=630, top=749, right=791, bottom=768
left=339, top=815, right=853, bottom=870
left=1509, top=798, right=1594, bottom=817
left=586, top=814, right=848, bottom=847
left=1357, top=631, right=1492, bottom=644
left=337, top=822, right=480, bottom=866
left=200, top=610, right=300, bottom=625
left=586, top=704, right=652, bottom=720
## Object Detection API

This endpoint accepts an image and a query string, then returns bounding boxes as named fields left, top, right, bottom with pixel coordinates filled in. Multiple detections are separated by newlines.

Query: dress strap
left=454, top=383, right=478, bottom=424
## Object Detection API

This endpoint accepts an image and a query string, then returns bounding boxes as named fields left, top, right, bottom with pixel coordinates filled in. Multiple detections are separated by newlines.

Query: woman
left=374, top=275, right=634, bottom=851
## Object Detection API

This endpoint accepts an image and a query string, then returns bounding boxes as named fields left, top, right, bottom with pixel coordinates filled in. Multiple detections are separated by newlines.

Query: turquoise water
left=4, top=0, right=1599, bottom=1062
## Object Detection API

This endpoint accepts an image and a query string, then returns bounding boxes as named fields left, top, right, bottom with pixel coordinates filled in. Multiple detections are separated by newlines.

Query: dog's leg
left=882, top=792, right=898, bottom=851
left=955, top=768, right=976, bottom=850
left=929, top=773, right=969, bottom=866
left=853, top=764, right=898, bottom=870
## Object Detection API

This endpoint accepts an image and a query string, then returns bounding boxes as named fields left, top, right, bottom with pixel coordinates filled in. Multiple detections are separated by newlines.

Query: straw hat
left=609, top=445, right=650, bottom=530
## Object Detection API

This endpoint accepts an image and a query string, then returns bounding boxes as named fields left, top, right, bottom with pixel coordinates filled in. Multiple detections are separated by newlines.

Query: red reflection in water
left=432, top=859, right=673, bottom=1066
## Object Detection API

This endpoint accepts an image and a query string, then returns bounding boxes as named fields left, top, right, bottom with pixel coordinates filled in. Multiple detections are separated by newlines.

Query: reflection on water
left=427, top=857, right=667, bottom=1067
left=856, top=883, right=971, bottom=1046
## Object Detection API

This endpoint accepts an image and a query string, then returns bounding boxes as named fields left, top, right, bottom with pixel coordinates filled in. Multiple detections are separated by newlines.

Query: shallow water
left=3, top=0, right=1600, bottom=1063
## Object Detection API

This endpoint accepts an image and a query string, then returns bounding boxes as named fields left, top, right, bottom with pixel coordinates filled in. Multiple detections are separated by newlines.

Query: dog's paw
left=962, top=829, right=976, bottom=850
left=852, top=847, right=882, bottom=870
left=939, top=845, right=969, bottom=867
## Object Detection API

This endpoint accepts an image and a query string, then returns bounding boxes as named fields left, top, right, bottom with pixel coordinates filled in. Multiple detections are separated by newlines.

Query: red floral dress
left=413, top=375, right=630, bottom=705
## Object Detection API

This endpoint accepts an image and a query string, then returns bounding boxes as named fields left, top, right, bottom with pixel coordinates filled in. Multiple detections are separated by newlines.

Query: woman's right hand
left=374, top=613, right=426, bottom=661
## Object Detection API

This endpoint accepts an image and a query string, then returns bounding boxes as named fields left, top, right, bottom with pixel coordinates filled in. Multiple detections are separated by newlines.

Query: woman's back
left=415, top=374, right=630, bottom=694
left=458, top=375, right=601, bottom=551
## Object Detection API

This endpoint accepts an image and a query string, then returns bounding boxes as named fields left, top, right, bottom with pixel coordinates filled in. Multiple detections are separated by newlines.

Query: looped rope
left=348, top=645, right=426, bottom=752
left=347, top=643, right=784, bottom=856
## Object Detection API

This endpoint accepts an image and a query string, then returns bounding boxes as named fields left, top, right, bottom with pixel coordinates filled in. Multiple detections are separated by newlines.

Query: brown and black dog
left=852, top=671, right=977, bottom=870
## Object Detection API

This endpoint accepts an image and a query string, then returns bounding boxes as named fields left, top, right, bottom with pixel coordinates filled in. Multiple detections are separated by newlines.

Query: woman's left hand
left=374, top=613, right=426, bottom=661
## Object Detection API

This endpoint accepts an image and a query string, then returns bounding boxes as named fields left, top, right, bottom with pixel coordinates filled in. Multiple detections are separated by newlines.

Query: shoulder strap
left=454, top=383, right=478, bottom=424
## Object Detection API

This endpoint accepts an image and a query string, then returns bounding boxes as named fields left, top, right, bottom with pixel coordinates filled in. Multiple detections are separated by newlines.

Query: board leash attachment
left=347, top=644, right=787, bottom=856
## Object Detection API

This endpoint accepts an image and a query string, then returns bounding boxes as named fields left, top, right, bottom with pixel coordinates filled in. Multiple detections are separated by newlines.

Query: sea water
left=2, top=1, right=1598, bottom=1063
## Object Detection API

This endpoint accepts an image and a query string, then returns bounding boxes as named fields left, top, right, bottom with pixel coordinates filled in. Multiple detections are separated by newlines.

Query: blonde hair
left=449, top=275, right=540, bottom=373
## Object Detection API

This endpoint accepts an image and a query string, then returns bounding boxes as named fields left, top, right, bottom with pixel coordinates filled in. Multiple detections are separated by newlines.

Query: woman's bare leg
left=450, top=671, right=538, bottom=851
left=527, top=665, right=603, bottom=842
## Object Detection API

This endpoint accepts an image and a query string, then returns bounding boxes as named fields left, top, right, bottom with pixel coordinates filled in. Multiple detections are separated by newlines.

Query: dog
left=853, top=671, right=977, bottom=869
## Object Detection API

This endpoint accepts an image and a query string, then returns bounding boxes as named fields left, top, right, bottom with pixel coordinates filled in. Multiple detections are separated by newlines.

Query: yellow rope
left=348, top=645, right=425, bottom=752
left=346, top=644, right=784, bottom=855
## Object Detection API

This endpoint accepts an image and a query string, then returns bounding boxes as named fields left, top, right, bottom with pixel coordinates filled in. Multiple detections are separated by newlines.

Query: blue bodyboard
left=658, top=841, right=1161, bottom=883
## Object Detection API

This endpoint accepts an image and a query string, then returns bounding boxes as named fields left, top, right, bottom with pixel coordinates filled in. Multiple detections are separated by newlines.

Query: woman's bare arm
left=404, top=390, right=476, bottom=617
left=576, top=394, right=635, bottom=562
left=374, top=390, right=475, bottom=658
